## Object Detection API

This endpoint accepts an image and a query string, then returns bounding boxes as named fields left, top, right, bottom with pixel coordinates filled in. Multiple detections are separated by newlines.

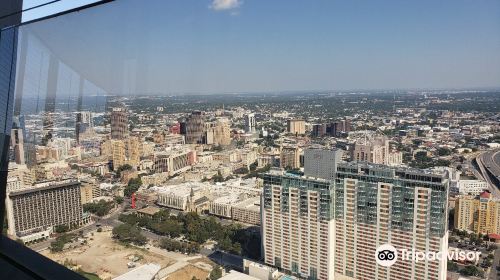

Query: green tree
left=83, top=200, right=115, bottom=217
left=234, top=167, right=249, bottom=174
left=112, top=224, right=147, bottom=245
left=114, top=196, right=124, bottom=204
left=249, top=161, right=258, bottom=171
left=209, top=266, right=222, bottom=280
left=124, top=178, right=142, bottom=197
left=50, top=233, right=75, bottom=252
left=437, top=147, right=452, bottom=156
left=115, top=164, right=132, bottom=176
left=447, top=261, right=458, bottom=272
left=55, top=224, right=69, bottom=233
left=460, top=265, right=483, bottom=277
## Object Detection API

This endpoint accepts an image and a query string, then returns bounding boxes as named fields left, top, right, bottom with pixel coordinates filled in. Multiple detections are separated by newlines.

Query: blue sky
left=21, top=0, right=500, bottom=93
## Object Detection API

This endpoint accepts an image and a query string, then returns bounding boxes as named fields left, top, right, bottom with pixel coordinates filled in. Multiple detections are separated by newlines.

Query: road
left=207, top=250, right=244, bottom=270
left=472, top=149, right=500, bottom=198
left=28, top=204, right=125, bottom=252
left=488, top=248, right=500, bottom=280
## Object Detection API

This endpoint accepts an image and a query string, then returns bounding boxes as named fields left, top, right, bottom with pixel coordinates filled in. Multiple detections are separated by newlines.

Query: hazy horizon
left=13, top=0, right=500, bottom=96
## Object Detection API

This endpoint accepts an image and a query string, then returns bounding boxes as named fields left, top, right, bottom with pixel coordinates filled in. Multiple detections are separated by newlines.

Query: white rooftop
left=219, top=270, right=260, bottom=280
left=112, top=263, right=161, bottom=280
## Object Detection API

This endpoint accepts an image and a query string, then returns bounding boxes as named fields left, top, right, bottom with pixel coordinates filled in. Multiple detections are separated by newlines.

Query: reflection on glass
left=1, top=1, right=500, bottom=280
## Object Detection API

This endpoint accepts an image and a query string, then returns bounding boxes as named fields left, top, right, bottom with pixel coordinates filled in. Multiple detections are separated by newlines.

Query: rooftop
left=137, top=206, right=161, bottom=216
left=112, top=263, right=161, bottom=280
left=9, top=179, right=80, bottom=196
left=219, top=270, right=260, bottom=280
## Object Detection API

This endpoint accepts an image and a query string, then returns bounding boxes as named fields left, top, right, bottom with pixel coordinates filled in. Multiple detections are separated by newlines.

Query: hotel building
left=262, top=172, right=335, bottom=280
left=287, top=119, right=306, bottom=135
left=110, top=107, right=128, bottom=140
left=6, top=180, right=89, bottom=241
left=333, top=162, right=448, bottom=280
left=262, top=162, right=449, bottom=280
left=455, top=191, right=500, bottom=235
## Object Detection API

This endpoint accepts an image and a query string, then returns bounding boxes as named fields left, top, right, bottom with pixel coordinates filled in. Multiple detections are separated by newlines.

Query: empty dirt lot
left=42, top=230, right=175, bottom=279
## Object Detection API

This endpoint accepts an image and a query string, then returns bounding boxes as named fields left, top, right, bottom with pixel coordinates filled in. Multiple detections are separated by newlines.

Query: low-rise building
left=80, top=179, right=101, bottom=205
left=457, top=180, right=488, bottom=196
left=137, top=206, right=161, bottom=218
left=232, top=197, right=261, bottom=225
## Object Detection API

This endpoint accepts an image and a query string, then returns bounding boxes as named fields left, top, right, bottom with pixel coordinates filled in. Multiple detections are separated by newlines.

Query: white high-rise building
left=244, top=113, right=256, bottom=133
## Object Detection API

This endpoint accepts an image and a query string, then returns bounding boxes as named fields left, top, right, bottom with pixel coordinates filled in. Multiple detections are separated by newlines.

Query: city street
left=489, top=248, right=500, bottom=280
left=28, top=204, right=125, bottom=252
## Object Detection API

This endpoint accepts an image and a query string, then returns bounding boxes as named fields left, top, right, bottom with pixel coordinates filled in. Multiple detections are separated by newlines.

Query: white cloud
left=210, top=0, right=242, bottom=11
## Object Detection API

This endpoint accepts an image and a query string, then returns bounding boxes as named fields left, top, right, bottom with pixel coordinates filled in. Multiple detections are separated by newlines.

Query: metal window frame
left=0, top=1, right=113, bottom=279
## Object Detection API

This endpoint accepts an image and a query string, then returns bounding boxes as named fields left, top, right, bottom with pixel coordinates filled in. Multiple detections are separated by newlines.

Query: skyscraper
left=287, top=119, right=306, bottom=135
left=183, top=111, right=205, bottom=144
left=111, top=107, right=128, bottom=140
left=205, top=118, right=231, bottom=146
left=333, top=162, right=448, bottom=280
left=351, top=135, right=399, bottom=165
left=103, top=137, right=140, bottom=169
left=280, top=146, right=301, bottom=169
left=75, top=111, right=93, bottom=143
left=10, top=128, right=25, bottom=165
left=262, top=162, right=449, bottom=280
left=262, top=172, right=335, bottom=280
left=244, top=113, right=256, bottom=134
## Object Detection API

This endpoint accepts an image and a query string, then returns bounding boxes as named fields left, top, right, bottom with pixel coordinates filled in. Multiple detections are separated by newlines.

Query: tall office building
left=333, top=162, right=448, bottom=280
left=5, top=180, right=89, bottom=241
left=262, top=162, right=449, bottom=280
left=351, top=135, right=403, bottom=166
left=244, top=113, right=256, bottom=134
left=262, top=172, right=335, bottom=280
left=312, top=119, right=352, bottom=138
left=10, top=128, right=25, bottom=164
left=111, top=107, right=128, bottom=140
left=153, top=150, right=191, bottom=176
left=280, top=146, right=301, bottom=169
left=102, top=137, right=140, bottom=169
left=75, top=111, right=93, bottom=143
left=455, top=191, right=500, bottom=235
left=351, top=135, right=389, bottom=164
left=303, top=148, right=342, bottom=180
left=287, top=119, right=306, bottom=135
left=312, top=124, right=327, bottom=137
left=183, top=111, right=206, bottom=144
left=205, top=118, right=231, bottom=146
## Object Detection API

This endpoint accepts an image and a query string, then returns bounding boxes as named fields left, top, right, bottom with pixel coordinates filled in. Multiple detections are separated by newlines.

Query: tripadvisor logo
left=375, top=244, right=480, bottom=267
left=375, top=244, right=398, bottom=267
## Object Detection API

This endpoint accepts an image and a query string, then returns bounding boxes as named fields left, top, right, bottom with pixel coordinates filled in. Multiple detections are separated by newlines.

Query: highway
left=474, top=149, right=500, bottom=198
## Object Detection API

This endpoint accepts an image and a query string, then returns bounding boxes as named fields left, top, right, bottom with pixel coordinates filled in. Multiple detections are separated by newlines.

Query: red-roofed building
left=488, top=233, right=500, bottom=244
left=480, top=191, right=491, bottom=199
left=455, top=191, right=500, bottom=235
